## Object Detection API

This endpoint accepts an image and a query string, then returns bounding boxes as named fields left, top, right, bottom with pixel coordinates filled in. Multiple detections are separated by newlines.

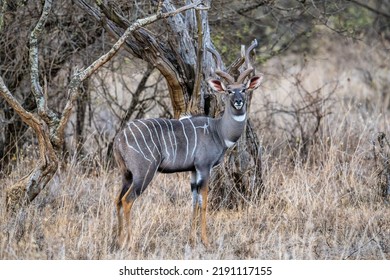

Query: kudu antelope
left=113, top=40, right=263, bottom=247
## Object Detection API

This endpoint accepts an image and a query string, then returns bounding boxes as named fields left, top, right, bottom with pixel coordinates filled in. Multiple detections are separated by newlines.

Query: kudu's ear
left=246, top=74, right=264, bottom=91
left=208, top=79, right=227, bottom=93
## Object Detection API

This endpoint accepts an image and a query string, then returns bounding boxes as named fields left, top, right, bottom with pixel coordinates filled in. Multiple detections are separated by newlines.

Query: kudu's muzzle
left=232, top=91, right=245, bottom=110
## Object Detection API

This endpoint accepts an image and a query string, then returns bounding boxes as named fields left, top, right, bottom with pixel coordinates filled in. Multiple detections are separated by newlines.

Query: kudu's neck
left=215, top=102, right=247, bottom=148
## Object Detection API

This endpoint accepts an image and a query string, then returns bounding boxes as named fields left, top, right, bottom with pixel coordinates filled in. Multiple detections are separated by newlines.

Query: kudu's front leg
left=190, top=171, right=199, bottom=246
left=189, top=170, right=210, bottom=247
left=199, top=184, right=209, bottom=247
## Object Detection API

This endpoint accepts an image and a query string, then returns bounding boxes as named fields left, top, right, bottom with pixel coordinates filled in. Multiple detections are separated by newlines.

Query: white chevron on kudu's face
left=113, top=39, right=263, bottom=248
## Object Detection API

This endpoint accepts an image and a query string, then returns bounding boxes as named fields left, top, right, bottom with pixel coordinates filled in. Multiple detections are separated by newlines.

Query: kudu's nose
left=233, top=97, right=244, bottom=110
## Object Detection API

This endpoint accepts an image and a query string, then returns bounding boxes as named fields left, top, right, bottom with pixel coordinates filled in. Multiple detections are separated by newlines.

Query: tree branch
left=55, top=0, right=207, bottom=145
left=190, top=6, right=205, bottom=114
left=347, top=0, right=390, bottom=20
left=29, top=0, right=57, bottom=125
left=0, top=76, right=40, bottom=128
left=0, top=0, right=7, bottom=32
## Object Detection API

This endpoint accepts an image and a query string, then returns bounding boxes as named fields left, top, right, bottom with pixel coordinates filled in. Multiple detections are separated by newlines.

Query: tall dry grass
left=1, top=33, right=390, bottom=259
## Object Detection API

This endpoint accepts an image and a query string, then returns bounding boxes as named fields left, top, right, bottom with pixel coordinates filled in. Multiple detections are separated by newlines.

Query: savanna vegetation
left=1, top=0, right=390, bottom=259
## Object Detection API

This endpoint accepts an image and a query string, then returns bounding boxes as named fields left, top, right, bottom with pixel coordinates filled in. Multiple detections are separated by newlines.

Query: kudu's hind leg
left=122, top=190, right=136, bottom=246
left=121, top=166, right=157, bottom=248
left=116, top=170, right=133, bottom=246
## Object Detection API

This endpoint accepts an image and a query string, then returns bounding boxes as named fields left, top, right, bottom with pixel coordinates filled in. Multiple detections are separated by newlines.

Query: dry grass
left=1, top=34, right=390, bottom=259
left=1, top=137, right=389, bottom=260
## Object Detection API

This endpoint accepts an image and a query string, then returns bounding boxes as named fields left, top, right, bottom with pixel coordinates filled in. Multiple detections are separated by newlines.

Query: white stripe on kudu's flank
left=138, top=120, right=161, bottom=157
left=179, top=119, right=189, bottom=164
left=161, top=119, right=173, bottom=160
left=145, top=119, right=162, bottom=147
left=187, top=118, right=197, bottom=158
left=153, top=119, right=170, bottom=160
left=138, top=120, right=161, bottom=156
left=232, top=113, right=246, bottom=122
left=167, top=120, right=178, bottom=163
left=123, top=129, right=141, bottom=155
left=127, top=123, right=151, bottom=162
left=131, top=122, right=157, bottom=161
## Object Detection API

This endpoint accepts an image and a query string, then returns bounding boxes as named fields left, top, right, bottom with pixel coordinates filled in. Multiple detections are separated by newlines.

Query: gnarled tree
left=0, top=0, right=208, bottom=210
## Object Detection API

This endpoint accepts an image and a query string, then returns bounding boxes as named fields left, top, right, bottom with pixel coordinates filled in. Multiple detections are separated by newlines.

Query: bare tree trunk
left=0, top=76, right=58, bottom=210
left=78, top=0, right=212, bottom=118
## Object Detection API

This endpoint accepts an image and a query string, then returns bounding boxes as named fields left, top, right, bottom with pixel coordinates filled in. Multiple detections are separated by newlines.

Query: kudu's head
left=207, top=40, right=263, bottom=114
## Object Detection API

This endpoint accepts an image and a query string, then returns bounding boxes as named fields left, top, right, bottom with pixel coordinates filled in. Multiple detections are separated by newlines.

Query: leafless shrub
left=261, top=70, right=337, bottom=165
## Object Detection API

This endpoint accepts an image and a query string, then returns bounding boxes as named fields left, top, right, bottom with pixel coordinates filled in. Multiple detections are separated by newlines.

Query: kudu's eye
left=227, top=90, right=234, bottom=95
